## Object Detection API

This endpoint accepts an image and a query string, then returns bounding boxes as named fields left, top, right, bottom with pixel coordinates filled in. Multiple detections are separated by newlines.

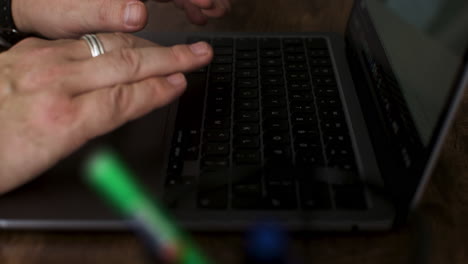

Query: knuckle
left=115, top=48, right=141, bottom=76
left=108, top=84, right=132, bottom=118
left=169, top=45, right=194, bottom=67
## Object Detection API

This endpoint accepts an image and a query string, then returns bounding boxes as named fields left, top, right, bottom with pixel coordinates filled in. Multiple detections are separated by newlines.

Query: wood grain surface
left=1, top=0, right=467, bottom=263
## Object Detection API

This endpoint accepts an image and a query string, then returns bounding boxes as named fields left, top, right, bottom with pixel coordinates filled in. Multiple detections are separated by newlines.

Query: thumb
left=81, top=0, right=148, bottom=34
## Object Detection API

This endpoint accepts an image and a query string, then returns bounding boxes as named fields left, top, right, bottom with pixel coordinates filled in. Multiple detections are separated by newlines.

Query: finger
left=77, top=0, right=148, bottom=34
left=184, top=1, right=208, bottom=25
left=65, top=41, right=213, bottom=94
left=74, top=73, right=186, bottom=140
left=201, top=0, right=229, bottom=18
left=188, top=0, right=214, bottom=9
left=62, top=33, right=157, bottom=61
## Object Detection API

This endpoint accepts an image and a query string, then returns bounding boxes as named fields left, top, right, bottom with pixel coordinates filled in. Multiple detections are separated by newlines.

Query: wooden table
left=1, top=0, right=467, bottom=263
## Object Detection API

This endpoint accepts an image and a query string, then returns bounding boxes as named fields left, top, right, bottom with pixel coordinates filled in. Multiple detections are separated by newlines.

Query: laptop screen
left=345, top=0, right=467, bottom=213
left=366, top=0, right=468, bottom=145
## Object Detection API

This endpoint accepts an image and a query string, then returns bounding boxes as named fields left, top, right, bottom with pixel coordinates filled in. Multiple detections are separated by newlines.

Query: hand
left=156, top=0, right=232, bottom=25
left=12, top=0, right=149, bottom=39
left=0, top=33, right=213, bottom=194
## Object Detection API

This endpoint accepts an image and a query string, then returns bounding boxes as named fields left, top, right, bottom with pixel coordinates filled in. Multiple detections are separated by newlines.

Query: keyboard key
left=260, top=38, right=281, bottom=48
left=317, top=98, right=341, bottom=109
left=211, top=64, right=232, bottom=73
left=287, top=72, right=309, bottom=81
left=236, top=88, right=258, bottom=99
left=235, top=111, right=260, bottom=122
left=315, top=87, right=338, bottom=97
left=236, top=38, right=257, bottom=50
left=288, top=82, right=311, bottom=91
left=306, top=38, right=327, bottom=49
left=289, top=91, right=314, bottom=101
left=204, top=143, right=230, bottom=156
left=237, top=51, right=257, bottom=60
left=211, top=73, right=232, bottom=83
left=261, top=58, right=282, bottom=67
left=262, top=96, right=286, bottom=108
left=235, top=123, right=260, bottom=135
left=204, top=130, right=230, bottom=142
left=291, top=113, right=316, bottom=125
left=263, top=108, right=288, bottom=120
left=290, top=101, right=315, bottom=113
left=283, top=38, right=302, bottom=46
left=322, top=120, right=346, bottom=131
left=286, top=63, right=307, bottom=71
left=263, top=119, right=289, bottom=131
left=234, top=136, right=260, bottom=149
left=310, top=67, right=333, bottom=76
left=264, top=146, right=292, bottom=163
left=313, top=77, right=336, bottom=86
left=262, top=86, right=285, bottom=96
left=236, top=69, right=258, bottom=78
left=293, top=125, right=319, bottom=137
left=264, top=132, right=290, bottom=145
left=213, top=56, right=233, bottom=64
left=324, top=134, right=350, bottom=146
left=261, top=67, right=283, bottom=75
left=308, top=49, right=329, bottom=57
left=326, top=146, right=353, bottom=162
left=262, top=77, right=284, bottom=86
left=318, top=109, right=343, bottom=120
left=296, top=150, right=325, bottom=166
left=285, top=54, right=306, bottom=62
left=202, top=157, right=230, bottom=169
left=187, top=37, right=211, bottom=44
left=285, top=46, right=305, bottom=53
left=310, top=58, right=331, bottom=66
left=205, top=117, right=230, bottom=129
left=213, top=38, right=233, bottom=47
left=234, top=150, right=261, bottom=164
left=294, top=138, right=322, bottom=152
left=210, top=83, right=231, bottom=94
left=206, top=105, right=231, bottom=117
left=214, top=47, right=233, bottom=55
left=261, top=49, right=282, bottom=57
left=237, top=79, right=258, bottom=88
left=236, top=100, right=259, bottom=110
left=237, top=60, right=257, bottom=68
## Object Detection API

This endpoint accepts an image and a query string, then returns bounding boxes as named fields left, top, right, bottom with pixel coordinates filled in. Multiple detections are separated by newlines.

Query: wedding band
left=81, top=34, right=105, bottom=57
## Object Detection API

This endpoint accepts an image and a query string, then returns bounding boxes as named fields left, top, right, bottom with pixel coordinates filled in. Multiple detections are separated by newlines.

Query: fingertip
left=166, top=73, right=187, bottom=91
left=189, top=0, right=214, bottom=9
left=123, top=1, right=148, bottom=30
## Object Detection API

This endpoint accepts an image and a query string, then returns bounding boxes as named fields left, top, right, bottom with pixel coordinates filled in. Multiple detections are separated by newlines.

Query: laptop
left=0, top=0, right=467, bottom=231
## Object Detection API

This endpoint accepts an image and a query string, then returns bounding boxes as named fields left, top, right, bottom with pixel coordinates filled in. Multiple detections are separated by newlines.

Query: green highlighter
left=84, top=148, right=210, bottom=264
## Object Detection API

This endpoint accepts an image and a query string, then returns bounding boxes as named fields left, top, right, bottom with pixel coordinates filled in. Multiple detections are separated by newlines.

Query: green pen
left=84, top=148, right=210, bottom=264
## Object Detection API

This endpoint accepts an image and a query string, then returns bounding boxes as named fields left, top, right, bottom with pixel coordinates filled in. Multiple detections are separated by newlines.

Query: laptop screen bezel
left=344, top=0, right=468, bottom=216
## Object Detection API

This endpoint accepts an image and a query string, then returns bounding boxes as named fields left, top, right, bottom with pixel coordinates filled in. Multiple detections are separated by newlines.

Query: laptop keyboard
left=165, top=37, right=366, bottom=211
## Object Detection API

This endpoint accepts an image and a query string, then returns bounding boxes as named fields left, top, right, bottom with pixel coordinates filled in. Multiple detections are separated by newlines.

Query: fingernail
left=167, top=73, right=186, bottom=88
left=189, top=42, right=209, bottom=56
left=125, top=2, right=145, bottom=27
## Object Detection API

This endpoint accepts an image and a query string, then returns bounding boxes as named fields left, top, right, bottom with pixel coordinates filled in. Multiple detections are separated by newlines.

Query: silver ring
left=81, top=34, right=105, bottom=57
